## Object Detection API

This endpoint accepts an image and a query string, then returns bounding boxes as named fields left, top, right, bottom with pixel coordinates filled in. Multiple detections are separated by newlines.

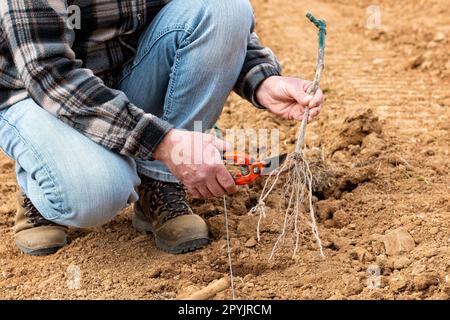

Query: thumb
left=285, top=79, right=313, bottom=105
left=301, top=81, right=314, bottom=104
left=285, top=82, right=308, bottom=104
left=212, top=137, right=233, bottom=152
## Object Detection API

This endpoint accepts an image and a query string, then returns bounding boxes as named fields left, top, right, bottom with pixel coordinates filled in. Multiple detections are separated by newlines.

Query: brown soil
left=1, top=0, right=449, bottom=299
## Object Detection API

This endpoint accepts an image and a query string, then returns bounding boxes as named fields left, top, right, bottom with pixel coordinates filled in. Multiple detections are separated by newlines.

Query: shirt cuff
left=242, top=64, right=281, bottom=109
left=124, top=113, right=174, bottom=160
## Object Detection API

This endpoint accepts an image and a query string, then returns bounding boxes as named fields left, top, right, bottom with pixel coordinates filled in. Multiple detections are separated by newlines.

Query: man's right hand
left=152, top=129, right=238, bottom=199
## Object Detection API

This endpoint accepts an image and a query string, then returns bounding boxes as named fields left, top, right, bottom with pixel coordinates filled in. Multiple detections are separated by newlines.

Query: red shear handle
left=223, top=152, right=264, bottom=185
left=234, top=162, right=265, bottom=185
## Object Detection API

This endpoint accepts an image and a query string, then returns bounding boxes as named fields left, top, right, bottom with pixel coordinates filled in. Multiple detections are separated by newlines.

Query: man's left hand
left=255, top=76, right=323, bottom=123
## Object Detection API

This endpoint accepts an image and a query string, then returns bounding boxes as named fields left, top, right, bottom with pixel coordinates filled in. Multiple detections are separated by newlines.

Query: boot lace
left=143, top=180, right=192, bottom=223
left=23, top=197, right=53, bottom=227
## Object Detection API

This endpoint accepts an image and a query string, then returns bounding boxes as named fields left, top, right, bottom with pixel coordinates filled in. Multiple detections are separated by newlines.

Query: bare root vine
left=249, top=13, right=327, bottom=260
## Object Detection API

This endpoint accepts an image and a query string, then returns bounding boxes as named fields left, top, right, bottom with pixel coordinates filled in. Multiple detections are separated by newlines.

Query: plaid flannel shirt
left=0, top=0, right=281, bottom=160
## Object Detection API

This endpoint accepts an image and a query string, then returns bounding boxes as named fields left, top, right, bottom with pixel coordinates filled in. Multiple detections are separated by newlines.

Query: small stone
left=375, top=254, right=387, bottom=266
left=413, top=274, right=439, bottom=291
left=165, top=292, right=176, bottom=299
left=239, top=252, right=249, bottom=259
left=103, top=279, right=112, bottom=291
left=433, top=32, right=445, bottom=42
left=383, top=228, right=415, bottom=256
left=427, top=41, right=438, bottom=49
left=389, top=277, right=409, bottom=292
left=429, top=227, right=439, bottom=235
left=350, top=247, right=374, bottom=263
left=423, top=248, right=438, bottom=258
left=372, top=58, right=384, bottom=65
left=411, top=264, right=427, bottom=275
left=407, top=55, right=424, bottom=69
left=75, top=290, right=86, bottom=297
left=244, top=238, right=257, bottom=248
left=393, top=256, right=411, bottom=270
left=148, top=267, right=162, bottom=278
left=2, top=271, right=13, bottom=279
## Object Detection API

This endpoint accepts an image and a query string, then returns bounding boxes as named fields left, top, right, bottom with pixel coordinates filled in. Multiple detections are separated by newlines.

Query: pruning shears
left=223, top=152, right=288, bottom=185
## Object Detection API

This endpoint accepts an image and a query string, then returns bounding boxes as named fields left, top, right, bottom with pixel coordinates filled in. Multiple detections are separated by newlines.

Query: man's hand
left=153, top=129, right=238, bottom=199
left=255, top=76, right=323, bottom=122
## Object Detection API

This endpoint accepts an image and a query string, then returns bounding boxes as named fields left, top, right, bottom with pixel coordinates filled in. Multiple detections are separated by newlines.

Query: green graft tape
left=306, top=12, right=327, bottom=49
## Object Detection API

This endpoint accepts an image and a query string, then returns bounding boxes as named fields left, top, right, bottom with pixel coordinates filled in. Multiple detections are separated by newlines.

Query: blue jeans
left=0, top=0, right=253, bottom=228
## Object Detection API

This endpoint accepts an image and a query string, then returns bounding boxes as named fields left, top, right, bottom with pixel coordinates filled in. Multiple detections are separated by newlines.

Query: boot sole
left=15, top=241, right=66, bottom=256
left=132, top=214, right=209, bottom=254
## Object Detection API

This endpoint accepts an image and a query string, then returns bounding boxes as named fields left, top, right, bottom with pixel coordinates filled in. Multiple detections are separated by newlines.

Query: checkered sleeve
left=234, top=30, right=282, bottom=109
left=0, top=0, right=173, bottom=160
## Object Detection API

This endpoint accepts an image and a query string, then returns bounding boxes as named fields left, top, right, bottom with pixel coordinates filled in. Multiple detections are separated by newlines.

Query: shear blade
left=261, top=153, right=288, bottom=175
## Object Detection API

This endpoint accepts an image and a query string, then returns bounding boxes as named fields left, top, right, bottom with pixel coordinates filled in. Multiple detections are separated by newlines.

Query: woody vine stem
left=249, top=13, right=327, bottom=260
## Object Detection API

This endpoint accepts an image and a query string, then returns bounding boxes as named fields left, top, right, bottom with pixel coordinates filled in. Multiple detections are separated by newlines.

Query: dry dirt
left=0, top=0, right=449, bottom=300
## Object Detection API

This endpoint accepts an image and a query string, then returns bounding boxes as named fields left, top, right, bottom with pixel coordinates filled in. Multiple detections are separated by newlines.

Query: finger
left=216, top=166, right=238, bottom=194
left=286, top=82, right=309, bottom=105
left=187, top=187, right=202, bottom=199
left=303, top=80, right=313, bottom=92
left=290, top=107, right=305, bottom=121
left=196, top=185, right=214, bottom=199
left=308, top=108, right=320, bottom=121
left=308, top=89, right=324, bottom=108
left=308, top=109, right=321, bottom=123
left=206, top=180, right=226, bottom=197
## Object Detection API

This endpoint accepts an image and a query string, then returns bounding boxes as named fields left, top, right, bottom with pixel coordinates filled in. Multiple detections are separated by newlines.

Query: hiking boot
left=133, top=176, right=209, bottom=254
left=14, top=192, right=68, bottom=256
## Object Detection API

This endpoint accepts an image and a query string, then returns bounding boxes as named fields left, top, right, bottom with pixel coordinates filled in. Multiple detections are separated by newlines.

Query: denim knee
left=21, top=155, right=139, bottom=229
left=200, top=0, right=254, bottom=40
left=54, top=157, right=139, bottom=228
left=0, top=99, right=140, bottom=229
